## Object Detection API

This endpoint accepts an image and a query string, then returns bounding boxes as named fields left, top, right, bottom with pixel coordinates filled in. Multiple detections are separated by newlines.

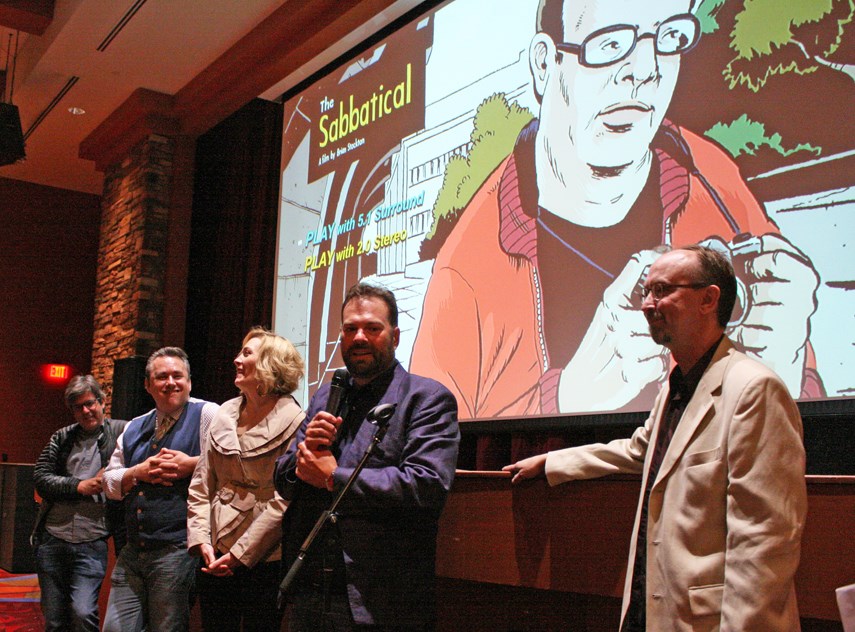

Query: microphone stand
left=278, top=403, right=397, bottom=611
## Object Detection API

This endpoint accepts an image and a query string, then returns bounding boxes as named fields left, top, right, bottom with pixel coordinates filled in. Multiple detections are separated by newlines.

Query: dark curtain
left=184, top=98, right=283, bottom=406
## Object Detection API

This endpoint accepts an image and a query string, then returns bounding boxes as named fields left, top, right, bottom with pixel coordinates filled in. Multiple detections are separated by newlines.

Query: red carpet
left=0, top=569, right=43, bottom=631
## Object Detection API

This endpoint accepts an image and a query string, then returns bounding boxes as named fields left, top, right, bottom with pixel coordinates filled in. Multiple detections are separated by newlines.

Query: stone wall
left=91, top=134, right=176, bottom=410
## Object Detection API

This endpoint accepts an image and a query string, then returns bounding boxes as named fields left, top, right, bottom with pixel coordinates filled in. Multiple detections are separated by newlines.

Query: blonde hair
left=242, top=327, right=304, bottom=396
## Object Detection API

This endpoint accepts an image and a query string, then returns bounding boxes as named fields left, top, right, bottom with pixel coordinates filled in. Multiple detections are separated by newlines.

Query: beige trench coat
left=187, top=394, right=304, bottom=567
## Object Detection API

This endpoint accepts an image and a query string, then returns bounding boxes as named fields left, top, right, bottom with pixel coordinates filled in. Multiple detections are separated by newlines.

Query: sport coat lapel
left=652, top=339, right=732, bottom=488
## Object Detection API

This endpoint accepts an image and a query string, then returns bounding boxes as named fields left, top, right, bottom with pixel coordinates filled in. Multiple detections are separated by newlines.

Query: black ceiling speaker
left=0, top=102, right=26, bottom=167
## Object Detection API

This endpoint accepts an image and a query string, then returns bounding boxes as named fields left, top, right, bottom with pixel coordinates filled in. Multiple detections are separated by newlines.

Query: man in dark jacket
left=32, top=374, right=127, bottom=632
left=276, top=283, right=459, bottom=631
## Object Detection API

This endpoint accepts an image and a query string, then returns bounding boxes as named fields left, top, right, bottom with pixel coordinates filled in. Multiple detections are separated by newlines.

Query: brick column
left=91, top=134, right=176, bottom=407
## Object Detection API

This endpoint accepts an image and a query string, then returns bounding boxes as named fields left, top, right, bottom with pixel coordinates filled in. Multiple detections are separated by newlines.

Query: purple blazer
left=275, top=361, right=459, bottom=627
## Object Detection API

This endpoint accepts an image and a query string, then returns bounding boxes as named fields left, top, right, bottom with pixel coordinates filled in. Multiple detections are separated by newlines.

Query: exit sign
left=41, top=364, right=72, bottom=384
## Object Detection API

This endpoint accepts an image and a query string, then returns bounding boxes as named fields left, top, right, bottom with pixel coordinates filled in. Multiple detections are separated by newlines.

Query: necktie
left=155, top=415, right=176, bottom=441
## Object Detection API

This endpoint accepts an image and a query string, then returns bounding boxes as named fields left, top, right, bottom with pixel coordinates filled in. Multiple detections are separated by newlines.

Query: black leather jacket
left=31, top=418, right=127, bottom=548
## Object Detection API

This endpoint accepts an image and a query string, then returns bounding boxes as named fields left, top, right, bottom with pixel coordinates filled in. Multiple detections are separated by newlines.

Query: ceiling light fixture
left=68, top=106, right=85, bottom=115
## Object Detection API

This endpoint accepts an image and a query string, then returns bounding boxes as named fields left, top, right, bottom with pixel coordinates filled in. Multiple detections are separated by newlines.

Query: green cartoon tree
left=419, top=94, right=532, bottom=260
left=705, top=113, right=821, bottom=159
left=711, top=0, right=855, bottom=91
left=695, top=0, right=852, bottom=160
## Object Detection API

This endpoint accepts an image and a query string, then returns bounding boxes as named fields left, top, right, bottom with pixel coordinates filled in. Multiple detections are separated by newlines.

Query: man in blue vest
left=102, top=347, right=218, bottom=632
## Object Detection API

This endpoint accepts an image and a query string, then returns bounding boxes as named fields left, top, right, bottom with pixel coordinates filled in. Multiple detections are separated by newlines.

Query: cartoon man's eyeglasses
left=553, top=13, right=700, bottom=68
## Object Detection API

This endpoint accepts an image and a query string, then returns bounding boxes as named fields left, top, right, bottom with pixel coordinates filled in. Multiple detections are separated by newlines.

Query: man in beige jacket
left=504, top=244, right=807, bottom=631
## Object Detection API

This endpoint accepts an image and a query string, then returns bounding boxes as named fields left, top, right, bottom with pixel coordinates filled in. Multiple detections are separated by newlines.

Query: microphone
left=366, top=403, right=395, bottom=428
left=325, top=368, right=350, bottom=417
left=279, top=369, right=350, bottom=495
left=316, top=368, right=350, bottom=452
left=366, top=403, right=396, bottom=443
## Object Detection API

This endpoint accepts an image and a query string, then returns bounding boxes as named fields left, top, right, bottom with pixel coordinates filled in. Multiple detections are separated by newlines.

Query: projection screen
left=274, top=0, right=855, bottom=421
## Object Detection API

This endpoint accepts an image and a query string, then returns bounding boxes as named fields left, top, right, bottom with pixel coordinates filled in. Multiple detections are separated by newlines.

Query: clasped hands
left=295, top=412, right=341, bottom=489
left=134, top=448, right=195, bottom=486
left=196, top=543, right=244, bottom=577
left=77, top=467, right=105, bottom=496
left=555, top=235, right=819, bottom=411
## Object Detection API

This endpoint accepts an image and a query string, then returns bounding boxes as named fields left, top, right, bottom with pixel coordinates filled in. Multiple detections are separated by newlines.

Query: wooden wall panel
left=438, top=473, right=855, bottom=623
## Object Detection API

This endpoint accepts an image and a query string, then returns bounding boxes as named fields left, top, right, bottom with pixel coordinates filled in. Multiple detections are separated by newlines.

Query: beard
left=647, top=312, right=671, bottom=346
left=342, top=340, right=395, bottom=382
left=650, top=328, right=671, bottom=346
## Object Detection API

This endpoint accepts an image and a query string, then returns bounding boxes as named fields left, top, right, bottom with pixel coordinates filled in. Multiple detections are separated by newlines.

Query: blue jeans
left=102, top=542, right=197, bottom=632
left=36, top=532, right=108, bottom=632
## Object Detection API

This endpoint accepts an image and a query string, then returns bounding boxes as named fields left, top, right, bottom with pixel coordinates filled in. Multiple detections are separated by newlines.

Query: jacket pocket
left=688, top=583, right=723, bottom=616
left=683, top=447, right=721, bottom=468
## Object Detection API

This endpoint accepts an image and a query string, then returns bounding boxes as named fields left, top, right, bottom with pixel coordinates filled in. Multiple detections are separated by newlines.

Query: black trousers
left=196, top=560, right=283, bottom=632
left=287, top=590, right=433, bottom=632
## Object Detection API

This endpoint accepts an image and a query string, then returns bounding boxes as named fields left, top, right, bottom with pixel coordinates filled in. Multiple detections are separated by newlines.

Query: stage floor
left=0, top=569, right=42, bottom=632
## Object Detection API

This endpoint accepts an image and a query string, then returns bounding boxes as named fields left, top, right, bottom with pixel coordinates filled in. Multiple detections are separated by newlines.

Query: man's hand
left=303, top=412, right=342, bottom=452
left=557, top=249, right=669, bottom=413
left=295, top=441, right=337, bottom=489
left=155, top=448, right=197, bottom=481
left=77, top=468, right=104, bottom=495
left=135, top=451, right=172, bottom=486
left=731, top=233, right=819, bottom=394
left=502, top=454, right=547, bottom=484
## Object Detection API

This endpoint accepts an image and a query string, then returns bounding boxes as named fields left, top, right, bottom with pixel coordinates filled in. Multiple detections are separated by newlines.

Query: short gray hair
left=145, top=347, right=191, bottom=379
left=682, top=244, right=737, bottom=328
left=64, top=375, right=105, bottom=408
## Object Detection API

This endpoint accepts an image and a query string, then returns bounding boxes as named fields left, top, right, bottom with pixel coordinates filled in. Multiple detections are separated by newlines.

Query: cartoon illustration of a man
left=411, top=0, right=821, bottom=419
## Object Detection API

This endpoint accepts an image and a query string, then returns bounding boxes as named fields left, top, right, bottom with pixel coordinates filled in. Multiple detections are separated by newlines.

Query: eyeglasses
left=641, top=282, right=709, bottom=301
left=553, top=13, right=700, bottom=68
left=71, top=398, right=99, bottom=412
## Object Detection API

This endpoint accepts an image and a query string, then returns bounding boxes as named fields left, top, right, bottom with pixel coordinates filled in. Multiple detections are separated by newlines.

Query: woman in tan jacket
left=187, top=327, right=305, bottom=631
